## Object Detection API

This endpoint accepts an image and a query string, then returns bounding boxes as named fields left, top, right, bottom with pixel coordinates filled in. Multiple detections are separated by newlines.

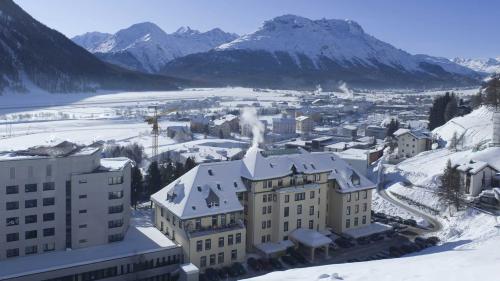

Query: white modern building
left=272, top=114, right=296, bottom=135
left=296, top=116, right=314, bottom=134
left=0, top=142, right=192, bottom=281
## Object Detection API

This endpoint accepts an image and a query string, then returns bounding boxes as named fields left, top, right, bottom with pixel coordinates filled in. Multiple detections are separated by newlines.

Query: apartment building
left=0, top=141, right=192, bottom=281
left=394, top=128, right=432, bottom=158
left=272, top=114, right=296, bottom=135
left=295, top=115, right=314, bottom=134
left=152, top=147, right=375, bottom=269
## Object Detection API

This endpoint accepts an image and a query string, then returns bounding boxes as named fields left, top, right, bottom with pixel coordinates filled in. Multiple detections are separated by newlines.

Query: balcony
left=186, top=220, right=245, bottom=238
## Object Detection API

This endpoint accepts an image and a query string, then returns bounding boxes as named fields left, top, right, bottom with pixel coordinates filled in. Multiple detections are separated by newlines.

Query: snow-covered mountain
left=0, top=0, right=185, bottom=94
left=72, top=23, right=238, bottom=73
left=453, top=57, right=500, bottom=74
left=162, top=15, right=481, bottom=89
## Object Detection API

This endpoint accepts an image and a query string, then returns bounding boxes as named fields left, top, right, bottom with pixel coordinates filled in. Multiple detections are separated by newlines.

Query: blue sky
left=15, top=0, right=500, bottom=59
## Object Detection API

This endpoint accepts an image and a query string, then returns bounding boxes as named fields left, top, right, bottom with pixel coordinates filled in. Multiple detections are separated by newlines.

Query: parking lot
left=199, top=226, right=440, bottom=281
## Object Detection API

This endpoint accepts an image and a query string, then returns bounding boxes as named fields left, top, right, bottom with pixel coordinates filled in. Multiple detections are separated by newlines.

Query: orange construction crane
left=145, top=105, right=177, bottom=160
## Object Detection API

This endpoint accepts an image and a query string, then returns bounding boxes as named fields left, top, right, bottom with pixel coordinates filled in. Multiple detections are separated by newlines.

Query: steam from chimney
left=339, top=82, right=354, bottom=99
left=241, top=107, right=264, bottom=149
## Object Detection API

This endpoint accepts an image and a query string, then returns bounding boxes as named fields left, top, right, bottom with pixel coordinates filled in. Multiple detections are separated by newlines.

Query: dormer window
left=311, top=164, right=316, bottom=169
left=331, top=156, right=335, bottom=161
left=197, top=186, right=202, bottom=192
left=303, top=164, right=308, bottom=170
left=351, top=171, right=361, bottom=186
left=234, top=182, right=238, bottom=188
left=217, top=184, right=222, bottom=190
left=208, top=169, right=214, bottom=176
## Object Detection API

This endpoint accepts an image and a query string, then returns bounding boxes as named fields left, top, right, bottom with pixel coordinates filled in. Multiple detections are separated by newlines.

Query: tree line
left=471, top=74, right=500, bottom=110
left=428, top=92, right=461, bottom=130
left=438, top=159, right=465, bottom=215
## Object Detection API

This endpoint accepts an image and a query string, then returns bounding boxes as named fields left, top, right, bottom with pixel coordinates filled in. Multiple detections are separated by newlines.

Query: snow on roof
left=394, top=128, right=431, bottom=139
left=100, top=157, right=132, bottom=171
left=255, top=240, right=294, bottom=255
left=0, top=141, right=100, bottom=162
left=343, top=222, right=393, bottom=239
left=0, top=209, right=177, bottom=279
left=180, top=263, right=199, bottom=274
left=296, top=115, right=310, bottom=121
left=456, top=160, right=490, bottom=174
left=337, top=148, right=369, bottom=161
left=151, top=161, right=247, bottom=220
left=343, top=125, right=357, bottom=130
left=290, top=228, right=332, bottom=248
left=153, top=148, right=375, bottom=219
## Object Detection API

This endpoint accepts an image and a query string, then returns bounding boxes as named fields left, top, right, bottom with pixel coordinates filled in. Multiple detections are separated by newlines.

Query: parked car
left=375, top=212, right=387, bottom=219
left=269, top=258, right=284, bottom=270
left=389, top=246, right=403, bottom=257
left=281, top=255, right=298, bottom=266
left=335, top=238, right=355, bottom=248
left=217, top=267, right=228, bottom=279
left=400, top=244, right=415, bottom=254
left=289, top=250, right=308, bottom=264
left=247, top=257, right=262, bottom=271
left=231, top=262, right=246, bottom=276
left=205, top=268, right=220, bottom=281
left=258, top=258, right=272, bottom=271
left=393, top=216, right=404, bottom=224
left=403, top=219, right=418, bottom=227
left=427, top=236, right=440, bottom=246
left=356, top=237, right=371, bottom=245
left=385, top=229, right=397, bottom=237
left=415, top=237, right=431, bottom=247
left=370, top=234, right=384, bottom=242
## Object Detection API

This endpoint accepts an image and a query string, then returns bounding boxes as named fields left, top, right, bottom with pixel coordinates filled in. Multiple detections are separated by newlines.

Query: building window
left=362, top=215, right=367, bottom=224
left=218, top=252, right=224, bottom=264
left=108, top=176, right=124, bottom=185
left=6, top=217, right=19, bottom=226
left=25, top=230, right=37, bottom=240
left=108, top=219, right=123, bottom=228
left=209, top=254, right=216, bottom=266
left=43, top=197, right=55, bottom=206
left=309, top=206, right=314, bottom=216
left=354, top=217, right=359, bottom=226
left=346, top=206, right=351, bottom=215
left=6, top=185, right=19, bottom=195
left=6, top=201, right=19, bottom=210
left=9, top=167, right=15, bottom=180
left=355, top=204, right=359, bottom=214
left=79, top=209, right=87, bottom=214
left=205, top=239, right=211, bottom=250
left=231, top=249, right=237, bottom=261
left=347, top=193, right=352, bottom=202
left=6, top=248, right=19, bottom=258
left=363, top=203, right=367, bottom=212
left=25, top=184, right=37, bottom=193
left=309, top=220, right=314, bottom=229
left=310, top=191, right=315, bottom=199
left=297, top=219, right=302, bottom=228
left=345, top=219, right=350, bottom=229
left=262, top=221, right=266, bottom=229
left=285, top=195, right=289, bottom=203
left=43, top=182, right=55, bottom=191
left=284, top=207, right=289, bottom=217
left=6, top=233, right=19, bottom=242
left=108, top=205, right=123, bottom=214
left=79, top=194, right=87, bottom=199
left=195, top=218, right=201, bottom=230
left=236, top=233, right=241, bottom=244
left=278, top=179, right=283, bottom=187
left=266, top=180, right=272, bottom=188
left=25, top=245, right=38, bottom=255
left=25, top=199, right=37, bottom=208
left=263, top=195, right=267, bottom=203
left=262, top=206, right=267, bottom=214
left=46, top=165, right=52, bottom=177
left=79, top=239, right=87, bottom=244
left=268, top=194, right=273, bottom=201
left=261, top=236, right=266, bottom=243
left=267, top=234, right=271, bottom=242
left=108, top=191, right=124, bottom=200
left=355, top=192, right=359, bottom=201
left=43, top=243, right=55, bottom=252
left=200, top=256, right=207, bottom=267
left=219, top=237, right=224, bottom=247
left=267, top=220, right=271, bottom=228
left=268, top=205, right=272, bottom=213
left=294, top=192, right=305, bottom=201
left=228, top=234, right=234, bottom=245
left=363, top=190, right=368, bottom=199
left=108, top=233, right=124, bottom=243
left=196, top=241, right=203, bottom=252
left=297, top=204, right=302, bottom=215
left=43, top=228, right=55, bottom=237
left=284, top=221, right=289, bottom=231
left=25, top=215, right=37, bottom=224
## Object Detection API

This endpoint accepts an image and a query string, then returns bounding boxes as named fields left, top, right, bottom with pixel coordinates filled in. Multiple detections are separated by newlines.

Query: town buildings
left=394, top=128, right=432, bottom=158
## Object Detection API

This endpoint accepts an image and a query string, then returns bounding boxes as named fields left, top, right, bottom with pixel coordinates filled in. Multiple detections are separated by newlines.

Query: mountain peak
left=174, top=26, right=200, bottom=35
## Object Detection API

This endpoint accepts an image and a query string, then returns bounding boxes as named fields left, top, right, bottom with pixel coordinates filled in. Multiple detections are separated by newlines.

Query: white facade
left=272, top=116, right=296, bottom=135
left=394, top=129, right=432, bottom=158
left=0, top=142, right=131, bottom=261
left=296, top=116, right=314, bottom=134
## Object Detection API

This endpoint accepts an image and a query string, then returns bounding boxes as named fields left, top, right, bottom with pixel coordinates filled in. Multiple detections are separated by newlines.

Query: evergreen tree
left=444, top=97, right=458, bottom=122
left=160, top=161, right=176, bottom=187
left=428, top=92, right=458, bottom=130
left=184, top=157, right=197, bottom=172
left=439, top=159, right=464, bottom=215
left=448, top=132, right=458, bottom=151
left=386, top=119, right=400, bottom=137
left=146, top=161, right=162, bottom=195
left=175, top=162, right=185, bottom=178
left=130, top=165, right=143, bottom=209
left=483, top=75, right=500, bottom=109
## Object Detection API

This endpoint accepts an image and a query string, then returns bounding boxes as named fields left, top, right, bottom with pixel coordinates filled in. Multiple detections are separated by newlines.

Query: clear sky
left=14, top=0, right=500, bottom=59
